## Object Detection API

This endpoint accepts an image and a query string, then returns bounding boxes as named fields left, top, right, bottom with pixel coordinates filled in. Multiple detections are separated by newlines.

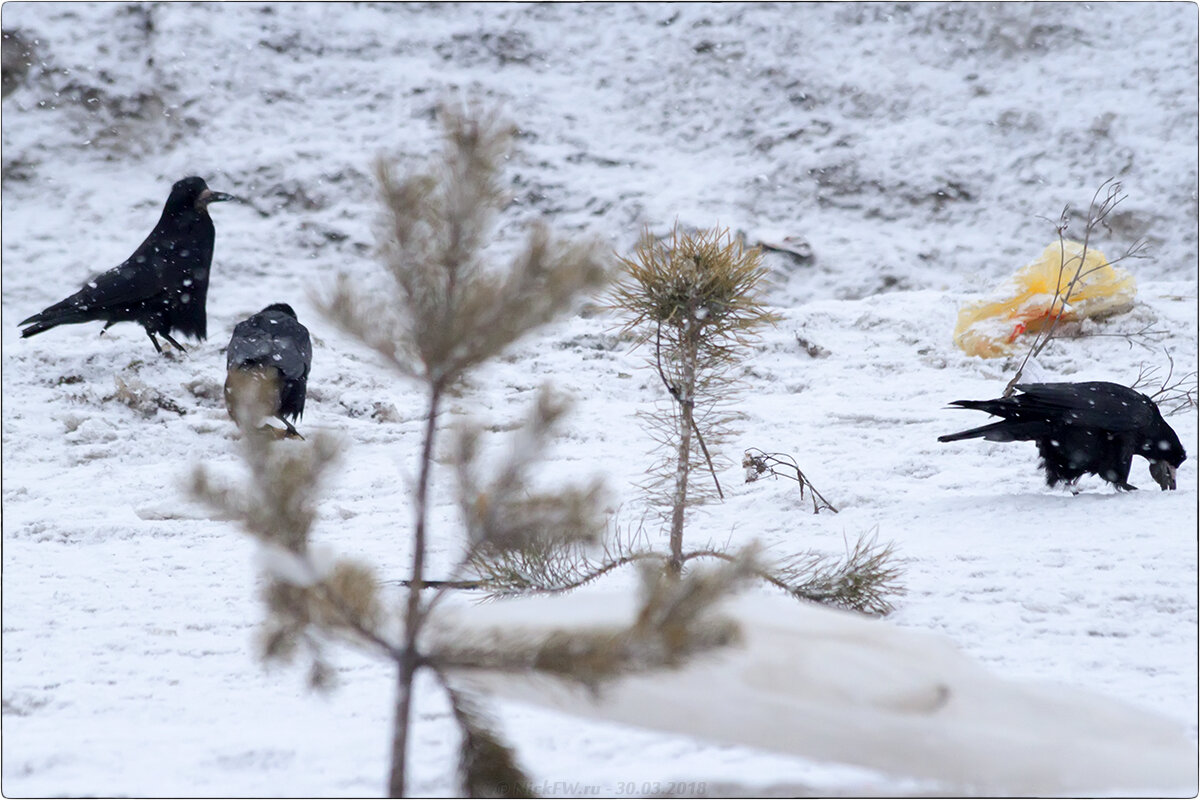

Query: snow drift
left=439, top=589, right=1197, bottom=796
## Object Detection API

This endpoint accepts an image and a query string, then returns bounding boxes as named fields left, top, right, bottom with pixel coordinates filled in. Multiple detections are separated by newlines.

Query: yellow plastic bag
left=953, top=240, right=1137, bottom=358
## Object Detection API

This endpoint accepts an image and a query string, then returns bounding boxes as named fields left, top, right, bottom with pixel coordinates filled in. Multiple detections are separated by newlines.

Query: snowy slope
left=2, top=3, right=1197, bottom=796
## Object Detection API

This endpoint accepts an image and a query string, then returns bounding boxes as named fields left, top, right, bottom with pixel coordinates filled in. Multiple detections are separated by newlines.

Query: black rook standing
left=20, top=176, right=236, bottom=353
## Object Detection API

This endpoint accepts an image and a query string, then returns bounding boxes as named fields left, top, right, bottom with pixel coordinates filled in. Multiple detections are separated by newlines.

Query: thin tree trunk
left=387, top=383, right=443, bottom=797
left=667, top=324, right=697, bottom=579
left=667, top=405, right=692, bottom=578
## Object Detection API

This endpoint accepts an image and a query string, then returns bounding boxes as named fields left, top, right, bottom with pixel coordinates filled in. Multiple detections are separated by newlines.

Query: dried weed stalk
left=742, top=448, right=838, bottom=514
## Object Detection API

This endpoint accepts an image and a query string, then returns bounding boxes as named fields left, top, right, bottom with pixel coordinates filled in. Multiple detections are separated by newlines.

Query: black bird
left=938, top=381, right=1186, bottom=491
left=19, top=176, right=235, bottom=353
left=224, top=303, right=312, bottom=439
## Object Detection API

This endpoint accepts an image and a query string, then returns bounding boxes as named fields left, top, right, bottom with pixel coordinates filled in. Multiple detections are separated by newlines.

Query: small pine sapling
left=467, top=226, right=904, bottom=615
left=610, top=225, right=781, bottom=576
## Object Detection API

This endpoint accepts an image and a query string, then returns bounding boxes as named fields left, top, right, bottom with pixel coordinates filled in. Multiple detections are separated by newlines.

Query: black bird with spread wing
left=938, top=381, right=1186, bottom=491
left=19, top=176, right=235, bottom=353
left=224, top=303, right=312, bottom=439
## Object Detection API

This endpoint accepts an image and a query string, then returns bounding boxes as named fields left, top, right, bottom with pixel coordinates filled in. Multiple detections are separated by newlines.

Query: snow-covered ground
left=2, top=3, right=1196, bottom=796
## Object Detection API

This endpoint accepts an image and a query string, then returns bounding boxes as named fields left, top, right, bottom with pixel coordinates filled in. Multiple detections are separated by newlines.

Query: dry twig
left=1007, top=179, right=1149, bottom=395
left=1132, top=350, right=1199, bottom=416
left=743, top=448, right=838, bottom=514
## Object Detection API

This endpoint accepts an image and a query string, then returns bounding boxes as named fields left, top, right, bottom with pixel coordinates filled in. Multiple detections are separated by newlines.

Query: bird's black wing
left=226, top=317, right=276, bottom=370
left=129, top=219, right=215, bottom=340
left=1013, top=382, right=1155, bottom=431
left=20, top=258, right=163, bottom=329
left=264, top=314, right=311, bottom=382
left=227, top=313, right=311, bottom=381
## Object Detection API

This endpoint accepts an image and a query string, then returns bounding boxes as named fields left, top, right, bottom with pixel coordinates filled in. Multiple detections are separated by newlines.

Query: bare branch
left=1132, top=350, right=1199, bottom=416
left=1006, top=178, right=1144, bottom=395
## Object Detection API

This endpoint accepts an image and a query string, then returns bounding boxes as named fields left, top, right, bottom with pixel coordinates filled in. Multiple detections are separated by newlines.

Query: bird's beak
left=1149, top=460, right=1177, bottom=491
left=197, top=188, right=238, bottom=208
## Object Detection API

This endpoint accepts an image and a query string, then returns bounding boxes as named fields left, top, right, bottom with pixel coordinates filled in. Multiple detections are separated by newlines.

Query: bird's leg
left=278, top=417, right=305, bottom=440
left=145, top=331, right=164, bottom=354
left=160, top=332, right=188, bottom=352
left=253, top=424, right=288, bottom=440
left=1113, top=453, right=1137, bottom=492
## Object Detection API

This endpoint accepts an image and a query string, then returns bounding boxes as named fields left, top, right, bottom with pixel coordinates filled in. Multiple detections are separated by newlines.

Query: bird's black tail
left=20, top=320, right=56, bottom=338
left=19, top=305, right=88, bottom=338
left=938, top=419, right=1049, bottom=444
left=938, top=421, right=1007, bottom=443
left=938, top=396, right=1051, bottom=443
left=946, top=398, right=1010, bottom=415
left=20, top=313, right=61, bottom=338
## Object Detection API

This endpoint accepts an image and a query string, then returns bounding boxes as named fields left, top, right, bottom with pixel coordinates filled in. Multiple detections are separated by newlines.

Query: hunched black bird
left=938, top=381, right=1186, bottom=491
left=224, top=303, right=312, bottom=440
left=19, top=176, right=235, bottom=353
